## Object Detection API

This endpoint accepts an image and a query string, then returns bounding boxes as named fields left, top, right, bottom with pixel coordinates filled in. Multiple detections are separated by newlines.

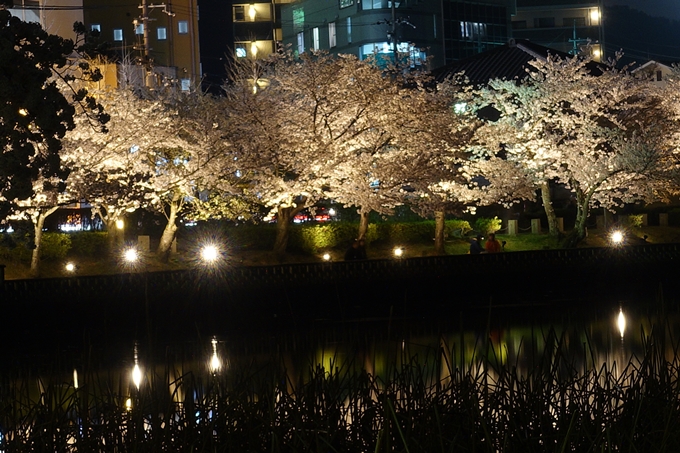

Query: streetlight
left=393, top=247, right=404, bottom=258
left=610, top=230, right=624, bottom=246
left=201, top=244, right=220, bottom=264
left=124, top=248, right=138, bottom=263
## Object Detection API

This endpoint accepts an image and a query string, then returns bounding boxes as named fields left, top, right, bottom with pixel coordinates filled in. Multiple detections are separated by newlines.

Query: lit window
left=135, top=23, right=144, bottom=35
left=178, top=20, right=188, bottom=34
left=312, top=27, right=319, bottom=50
left=328, top=22, right=336, bottom=47
left=297, top=32, right=304, bottom=54
left=347, top=17, right=351, bottom=43
left=235, top=46, right=247, bottom=58
left=157, top=27, right=167, bottom=40
left=181, top=79, right=191, bottom=91
left=91, top=24, right=101, bottom=32
left=113, top=29, right=123, bottom=41
left=339, top=0, right=353, bottom=8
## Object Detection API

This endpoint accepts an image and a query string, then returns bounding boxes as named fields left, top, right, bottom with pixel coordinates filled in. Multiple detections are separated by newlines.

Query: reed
left=2, top=325, right=680, bottom=452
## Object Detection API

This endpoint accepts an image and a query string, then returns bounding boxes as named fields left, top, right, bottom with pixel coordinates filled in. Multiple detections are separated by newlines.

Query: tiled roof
left=433, top=39, right=603, bottom=85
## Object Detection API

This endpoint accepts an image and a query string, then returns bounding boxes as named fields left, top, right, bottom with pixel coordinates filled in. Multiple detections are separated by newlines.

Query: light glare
left=393, top=247, right=404, bottom=257
left=610, top=230, right=624, bottom=245
left=65, top=262, right=75, bottom=272
left=132, top=364, right=142, bottom=389
left=617, top=308, right=626, bottom=338
left=124, top=248, right=138, bottom=263
left=201, top=244, right=219, bottom=263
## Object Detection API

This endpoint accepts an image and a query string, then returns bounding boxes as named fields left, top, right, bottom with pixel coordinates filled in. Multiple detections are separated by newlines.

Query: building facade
left=81, top=0, right=201, bottom=90
left=275, top=0, right=512, bottom=70
left=511, top=0, right=604, bottom=61
left=9, top=0, right=84, bottom=42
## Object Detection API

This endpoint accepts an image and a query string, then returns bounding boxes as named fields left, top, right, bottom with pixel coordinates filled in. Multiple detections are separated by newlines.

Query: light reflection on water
left=6, top=295, right=676, bottom=412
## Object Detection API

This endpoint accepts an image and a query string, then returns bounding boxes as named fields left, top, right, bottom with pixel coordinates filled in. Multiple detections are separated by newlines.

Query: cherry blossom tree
left=472, top=55, right=678, bottom=247
left=143, top=89, right=236, bottom=260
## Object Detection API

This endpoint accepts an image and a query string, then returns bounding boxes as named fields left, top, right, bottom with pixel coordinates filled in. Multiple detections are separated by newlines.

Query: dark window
left=562, top=17, right=585, bottom=27
left=656, top=70, right=663, bottom=81
left=534, top=17, right=555, bottom=28
left=512, top=20, right=527, bottom=29
left=234, top=6, right=245, bottom=21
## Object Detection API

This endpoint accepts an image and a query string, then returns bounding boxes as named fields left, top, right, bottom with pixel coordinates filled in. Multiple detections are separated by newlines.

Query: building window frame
left=297, top=31, right=304, bottom=54
left=157, top=27, right=167, bottom=40
left=347, top=17, right=352, bottom=43
left=328, top=21, right=336, bottom=48
left=178, top=20, right=189, bottom=34
left=312, top=27, right=320, bottom=50
left=113, top=28, right=123, bottom=41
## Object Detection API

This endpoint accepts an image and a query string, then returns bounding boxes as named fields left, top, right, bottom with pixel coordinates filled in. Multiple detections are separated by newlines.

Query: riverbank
left=3, top=225, right=677, bottom=280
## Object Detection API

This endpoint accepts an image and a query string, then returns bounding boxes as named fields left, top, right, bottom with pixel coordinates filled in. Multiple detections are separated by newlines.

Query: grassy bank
left=2, top=225, right=677, bottom=280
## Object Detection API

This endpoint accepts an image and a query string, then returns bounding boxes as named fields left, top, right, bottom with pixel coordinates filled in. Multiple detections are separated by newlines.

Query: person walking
left=469, top=235, right=484, bottom=255
left=485, top=233, right=502, bottom=253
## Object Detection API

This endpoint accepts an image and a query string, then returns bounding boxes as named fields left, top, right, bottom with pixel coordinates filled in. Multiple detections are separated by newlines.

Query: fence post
left=507, top=219, right=518, bottom=236
left=660, top=213, right=669, bottom=227
left=557, top=217, right=564, bottom=233
left=531, top=218, right=541, bottom=234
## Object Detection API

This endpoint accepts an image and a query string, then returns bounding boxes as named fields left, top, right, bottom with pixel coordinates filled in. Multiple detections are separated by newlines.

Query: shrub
left=626, top=214, right=644, bottom=229
left=69, top=232, right=108, bottom=256
left=474, top=216, right=502, bottom=235
left=40, top=233, right=71, bottom=259
left=446, top=219, right=472, bottom=238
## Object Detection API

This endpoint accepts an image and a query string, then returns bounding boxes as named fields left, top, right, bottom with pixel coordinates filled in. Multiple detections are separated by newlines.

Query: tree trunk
left=540, top=180, right=559, bottom=237
left=357, top=209, right=370, bottom=240
left=273, top=206, right=294, bottom=256
left=157, top=195, right=181, bottom=262
left=106, top=216, right=125, bottom=252
left=434, top=210, right=446, bottom=255
left=562, top=198, right=590, bottom=249
left=30, top=207, right=59, bottom=277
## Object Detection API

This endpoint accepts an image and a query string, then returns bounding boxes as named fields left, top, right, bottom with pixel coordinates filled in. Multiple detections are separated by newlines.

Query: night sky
left=603, top=0, right=680, bottom=20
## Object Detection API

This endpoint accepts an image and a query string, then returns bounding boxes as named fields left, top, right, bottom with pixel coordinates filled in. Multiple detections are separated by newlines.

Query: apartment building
left=512, top=0, right=604, bottom=61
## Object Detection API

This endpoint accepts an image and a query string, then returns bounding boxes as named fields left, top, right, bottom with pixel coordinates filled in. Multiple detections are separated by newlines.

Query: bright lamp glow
left=65, top=262, right=76, bottom=272
left=322, top=253, right=331, bottom=261
left=132, top=364, right=142, bottom=389
left=248, top=4, right=256, bottom=20
left=201, top=244, right=219, bottom=263
left=115, top=219, right=125, bottom=230
left=617, top=308, right=626, bottom=338
left=610, top=230, right=624, bottom=245
left=393, top=247, right=404, bottom=257
left=124, top=248, right=138, bottom=263
left=590, top=9, right=600, bottom=22
left=209, top=338, right=221, bottom=373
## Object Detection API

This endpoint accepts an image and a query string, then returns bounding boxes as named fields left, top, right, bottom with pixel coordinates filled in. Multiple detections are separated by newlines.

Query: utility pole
left=568, top=21, right=589, bottom=56
left=379, top=3, right=415, bottom=68
left=135, top=0, right=175, bottom=87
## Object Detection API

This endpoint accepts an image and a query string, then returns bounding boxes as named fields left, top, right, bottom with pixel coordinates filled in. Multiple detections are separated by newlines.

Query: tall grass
left=2, top=325, right=680, bottom=452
